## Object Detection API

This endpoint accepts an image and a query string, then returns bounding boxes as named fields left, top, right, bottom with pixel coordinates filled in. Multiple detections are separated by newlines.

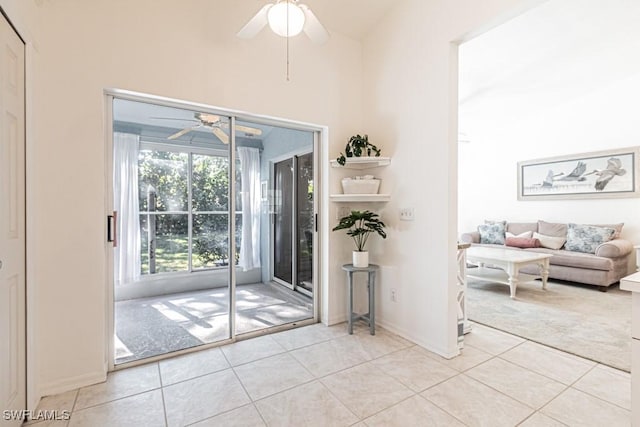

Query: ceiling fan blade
left=299, top=4, right=329, bottom=44
left=237, top=4, right=272, bottom=39
left=235, top=124, right=263, bottom=136
left=168, top=126, right=199, bottom=140
left=212, top=127, right=230, bottom=144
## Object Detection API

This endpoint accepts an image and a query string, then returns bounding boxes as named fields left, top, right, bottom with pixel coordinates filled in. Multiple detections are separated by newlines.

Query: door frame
left=0, top=5, right=31, bottom=416
left=104, top=89, right=324, bottom=371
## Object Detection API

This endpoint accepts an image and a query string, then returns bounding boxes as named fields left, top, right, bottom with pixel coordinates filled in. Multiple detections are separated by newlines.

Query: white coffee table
left=466, top=246, right=552, bottom=298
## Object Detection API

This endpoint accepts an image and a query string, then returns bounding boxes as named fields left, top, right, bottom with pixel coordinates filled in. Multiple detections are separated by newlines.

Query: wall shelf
left=330, top=194, right=391, bottom=202
left=330, top=156, right=391, bottom=169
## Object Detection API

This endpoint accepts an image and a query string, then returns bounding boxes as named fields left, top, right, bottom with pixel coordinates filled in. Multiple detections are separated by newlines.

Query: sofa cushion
left=565, top=223, right=615, bottom=254
left=478, top=223, right=505, bottom=244
left=533, top=232, right=566, bottom=250
left=505, top=237, right=540, bottom=248
left=524, top=247, right=614, bottom=271
left=538, top=220, right=567, bottom=237
left=507, top=222, right=538, bottom=235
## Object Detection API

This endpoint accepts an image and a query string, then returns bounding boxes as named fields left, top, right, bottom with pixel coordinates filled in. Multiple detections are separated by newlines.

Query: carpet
left=466, top=276, right=631, bottom=372
left=115, top=282, right=312, bottom=364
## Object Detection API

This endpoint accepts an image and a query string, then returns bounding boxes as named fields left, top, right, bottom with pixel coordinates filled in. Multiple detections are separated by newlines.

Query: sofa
left=460, top=220, right=635, bottom=290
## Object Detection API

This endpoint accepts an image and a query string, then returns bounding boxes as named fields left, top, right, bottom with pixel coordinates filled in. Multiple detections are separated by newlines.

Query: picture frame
left=517, top=146, right=640, bottom=200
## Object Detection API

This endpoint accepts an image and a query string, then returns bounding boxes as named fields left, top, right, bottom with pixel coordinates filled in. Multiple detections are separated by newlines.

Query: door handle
left=107, top=211, right=118, bottom=247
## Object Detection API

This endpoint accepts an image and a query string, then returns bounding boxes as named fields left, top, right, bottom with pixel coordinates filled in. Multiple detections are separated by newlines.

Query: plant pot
left=353, top=251, right=369, bottom=268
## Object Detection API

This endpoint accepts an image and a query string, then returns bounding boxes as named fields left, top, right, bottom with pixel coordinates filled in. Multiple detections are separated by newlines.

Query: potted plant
left=332, top=210, right=386, bottom=267
left=336, top=134, right=381, bottom=166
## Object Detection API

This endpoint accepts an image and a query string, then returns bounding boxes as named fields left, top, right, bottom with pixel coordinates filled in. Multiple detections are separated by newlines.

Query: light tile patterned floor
left=27, top=322, right=631, bottom=426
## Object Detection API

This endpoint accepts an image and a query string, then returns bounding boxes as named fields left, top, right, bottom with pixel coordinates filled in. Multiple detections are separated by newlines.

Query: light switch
left=400, top=208, right=414, bottom=221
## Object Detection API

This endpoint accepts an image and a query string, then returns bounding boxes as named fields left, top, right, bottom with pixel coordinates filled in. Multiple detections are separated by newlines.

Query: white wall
left=31, top=0, right=363, bottom=395
left=361, top=0, right=542, bottom=357
left=459, top=72, right=640, bottom=243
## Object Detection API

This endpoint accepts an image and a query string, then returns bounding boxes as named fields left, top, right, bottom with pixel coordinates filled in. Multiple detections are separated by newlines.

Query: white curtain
left=238, top=146, right=261, bottom=271
left=113, top=132, right=141, bottom=285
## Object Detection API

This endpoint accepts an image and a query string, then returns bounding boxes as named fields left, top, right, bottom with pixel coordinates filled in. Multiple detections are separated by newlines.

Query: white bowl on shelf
left=341, top=177, right=380, bottom=194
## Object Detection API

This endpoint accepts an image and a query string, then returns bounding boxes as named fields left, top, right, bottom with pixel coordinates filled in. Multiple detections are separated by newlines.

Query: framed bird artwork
left=517, top=146, right=640, bottom=200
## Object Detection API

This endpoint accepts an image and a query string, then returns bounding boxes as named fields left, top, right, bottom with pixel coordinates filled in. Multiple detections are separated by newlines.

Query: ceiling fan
left=163, top=112, right=263, bottom=144
left=237, top=0, right=329, bottom=44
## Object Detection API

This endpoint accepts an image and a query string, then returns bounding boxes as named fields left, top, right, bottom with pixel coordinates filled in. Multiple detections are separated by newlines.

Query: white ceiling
left=459, top=0, right=640, bottom=137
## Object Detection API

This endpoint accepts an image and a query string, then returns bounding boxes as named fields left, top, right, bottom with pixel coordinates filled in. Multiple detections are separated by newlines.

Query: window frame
left=138, top=140, right=242, bottom=275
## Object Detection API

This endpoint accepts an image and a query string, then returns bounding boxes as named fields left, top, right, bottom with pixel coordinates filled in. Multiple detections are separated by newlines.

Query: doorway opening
left=457, top=0, right=640, bottom=371
left=109, top=95, right=319, bottom=366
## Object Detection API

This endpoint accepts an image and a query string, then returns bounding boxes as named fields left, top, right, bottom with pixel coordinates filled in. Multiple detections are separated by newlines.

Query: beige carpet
left=466, top=276, right=631, bottom=372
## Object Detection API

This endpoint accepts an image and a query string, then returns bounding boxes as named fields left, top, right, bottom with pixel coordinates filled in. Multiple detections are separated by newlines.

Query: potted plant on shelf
left=336, top=134, right=381, bottom=166
left=332, top=210, right=386, bottom=268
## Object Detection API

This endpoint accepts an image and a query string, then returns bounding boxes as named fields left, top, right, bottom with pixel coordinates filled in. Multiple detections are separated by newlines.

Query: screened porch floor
left=114, top=282, right=313, bottom=365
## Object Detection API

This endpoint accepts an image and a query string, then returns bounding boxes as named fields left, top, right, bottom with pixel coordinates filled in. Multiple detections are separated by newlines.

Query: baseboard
left=38, top=370, right=106, bottom=398
left=327, top=314, right=460, bottom=360
left=377, top=318, right=460, bottom=359
left=327, top=313, right=348, bottom=326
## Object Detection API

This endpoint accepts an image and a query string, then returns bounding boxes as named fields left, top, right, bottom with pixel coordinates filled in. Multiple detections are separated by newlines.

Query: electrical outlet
left=400, top=208, right=414, bottom=221
left=391, top=289, right=397, bottom=302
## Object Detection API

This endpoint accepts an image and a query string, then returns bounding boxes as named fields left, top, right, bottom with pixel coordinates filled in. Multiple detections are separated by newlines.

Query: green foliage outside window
left=138, top=149, right=241, bottom=273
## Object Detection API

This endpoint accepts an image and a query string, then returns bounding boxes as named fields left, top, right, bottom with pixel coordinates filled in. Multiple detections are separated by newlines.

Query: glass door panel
left=296, top=152, right=314, bottom=294
left=234, top=123, right=315, bottom=335
left=112, top=98, right=233, bottom=365
left=273, top=158, right=294, bottom=286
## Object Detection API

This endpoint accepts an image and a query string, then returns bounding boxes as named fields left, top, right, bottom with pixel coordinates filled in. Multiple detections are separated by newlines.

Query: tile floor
left=26, top=322, right=631, bottom=426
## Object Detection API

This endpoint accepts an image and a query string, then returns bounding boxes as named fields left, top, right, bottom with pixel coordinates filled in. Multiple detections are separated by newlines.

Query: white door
left=0, top=12, right=26, bottom=427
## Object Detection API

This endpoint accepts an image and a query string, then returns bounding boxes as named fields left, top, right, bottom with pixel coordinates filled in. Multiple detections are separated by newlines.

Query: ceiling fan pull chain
left=286, top=1, right=291, bottom=81
left=286, top=34, right=291, bottom=81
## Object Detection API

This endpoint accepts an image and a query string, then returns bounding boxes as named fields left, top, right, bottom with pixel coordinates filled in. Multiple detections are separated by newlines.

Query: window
left=138, top=146, right=241, bottom=274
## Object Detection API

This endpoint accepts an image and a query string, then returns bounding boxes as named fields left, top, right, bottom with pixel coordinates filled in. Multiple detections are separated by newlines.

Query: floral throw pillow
left=565, top=223, right=615, bottom=254
left=478, top=223, right=505, bottom=245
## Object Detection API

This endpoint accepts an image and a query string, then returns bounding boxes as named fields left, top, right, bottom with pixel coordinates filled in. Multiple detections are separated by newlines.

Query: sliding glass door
left=273, top=152, right=314, bottom=297
left=274, top=158, right=294, bottom=286
left=110, top=95, right=318, bottom=366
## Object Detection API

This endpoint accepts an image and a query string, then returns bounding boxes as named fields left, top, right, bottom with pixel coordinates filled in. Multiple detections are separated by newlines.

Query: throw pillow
left=505, top=237, right=541, bottom=248
left=478, top=223, right=506, bottom=245
left=565, top=223, right=616, bottom=254
left=505, top=230, right=533, bottom=239
left=537, top=220, right=567, bottom=238
left=533, top=232, right=566, bottom=250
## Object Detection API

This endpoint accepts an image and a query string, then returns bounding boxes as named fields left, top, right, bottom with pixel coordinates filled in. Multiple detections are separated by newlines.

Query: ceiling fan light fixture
left=267, top=1, right=305, bottom=37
